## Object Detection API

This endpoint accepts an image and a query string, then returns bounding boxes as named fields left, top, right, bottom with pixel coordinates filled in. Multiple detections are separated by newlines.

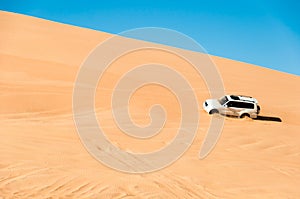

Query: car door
left=223, top=101, right=236, bottom=116
left=226, top=101, right=241, bottom=116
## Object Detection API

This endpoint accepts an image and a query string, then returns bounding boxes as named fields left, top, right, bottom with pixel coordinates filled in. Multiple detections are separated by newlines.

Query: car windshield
left=218, top=96, right=228, bottom=105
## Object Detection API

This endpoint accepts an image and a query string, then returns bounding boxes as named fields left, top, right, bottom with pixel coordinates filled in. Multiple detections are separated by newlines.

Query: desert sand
left=1, top=11, right=300, bottom=198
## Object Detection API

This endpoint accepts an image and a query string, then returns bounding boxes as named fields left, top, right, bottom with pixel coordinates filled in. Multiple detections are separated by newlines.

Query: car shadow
left=219, top=114, right=282, bottom=122
left=253, top=115, right=282, bottom=122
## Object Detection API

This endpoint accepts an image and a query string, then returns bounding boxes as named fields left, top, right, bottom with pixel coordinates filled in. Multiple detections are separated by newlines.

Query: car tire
left=257, top=105, right=261, bottom=114
left=209, top=109, right=219, bottom=115
left=240, top=113, right=250, bottom=118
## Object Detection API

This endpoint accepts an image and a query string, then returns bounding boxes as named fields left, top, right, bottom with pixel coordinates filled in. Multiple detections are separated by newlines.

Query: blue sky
left=1, top=0, right=299, bottom=75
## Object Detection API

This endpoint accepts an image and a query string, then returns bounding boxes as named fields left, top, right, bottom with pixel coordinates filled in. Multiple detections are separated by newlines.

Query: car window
left=231, top=102, right=254, bottom=109
left=231, top=102, right=239, bottom=108
left=219, top=96, right=228, bottom=105
left=226, top=101, right=234, bottom=107
left=230, top=95, right=240, bottom=100
left=243, top=103, right=254, bottom=109
left=226, top=101, right=254, bottom=109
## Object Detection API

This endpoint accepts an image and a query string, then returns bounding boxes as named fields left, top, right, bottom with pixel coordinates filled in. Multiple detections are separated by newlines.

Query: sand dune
left=1, top=11, right=300, bottom=198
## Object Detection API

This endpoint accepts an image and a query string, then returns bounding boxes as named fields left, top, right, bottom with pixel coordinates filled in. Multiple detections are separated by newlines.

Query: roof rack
left=238, top=95, right=258, bottom=103
left=238, top=95, right=253, bottom=98
left=228, top=95, right=258, bottom=103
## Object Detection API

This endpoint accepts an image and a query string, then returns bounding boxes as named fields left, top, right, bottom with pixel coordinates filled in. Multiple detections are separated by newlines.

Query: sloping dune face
left=1, top=11, right=300, bottom=198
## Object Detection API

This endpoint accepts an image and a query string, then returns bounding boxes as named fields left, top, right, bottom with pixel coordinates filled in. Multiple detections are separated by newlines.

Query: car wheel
left=240, top=113, right=250, bottom=118
left=209, top=109, right=219, bottom=115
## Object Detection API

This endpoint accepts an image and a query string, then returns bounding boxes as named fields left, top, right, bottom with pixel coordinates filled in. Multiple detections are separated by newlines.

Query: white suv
left=203, top=95, right=260, bottom=118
